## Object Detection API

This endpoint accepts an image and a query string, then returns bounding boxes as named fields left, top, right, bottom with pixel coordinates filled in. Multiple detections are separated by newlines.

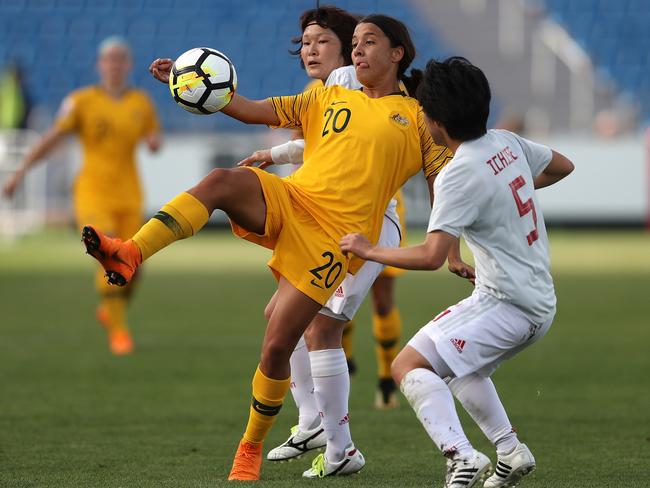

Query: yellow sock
left=242, top=366, right=291, bottom=444
left=96, top=269, right=128, bottom=332
left=373, top=308, right=402, bottom=379
left=341, top=320, right=355, bottom=360
left=132, top=192, right=209, bottom=260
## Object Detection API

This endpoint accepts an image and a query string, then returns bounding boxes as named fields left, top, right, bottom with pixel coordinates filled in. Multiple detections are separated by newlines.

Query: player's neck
left=446, top=139, right=462, bottom=154
left=361, top=79, right=401, bottom=99
left=101, top=83, right=128, bottom=99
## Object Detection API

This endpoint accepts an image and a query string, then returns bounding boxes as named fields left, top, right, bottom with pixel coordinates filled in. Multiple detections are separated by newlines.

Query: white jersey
left=427, top=129, right=555, bottom=324
left=325, top=65, right=362, bottom=90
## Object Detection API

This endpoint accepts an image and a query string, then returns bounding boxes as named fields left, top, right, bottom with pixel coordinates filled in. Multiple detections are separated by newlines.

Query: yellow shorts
left=230, top=167, right=348, bottom=305
left=74, top=198, right=142, bottom=240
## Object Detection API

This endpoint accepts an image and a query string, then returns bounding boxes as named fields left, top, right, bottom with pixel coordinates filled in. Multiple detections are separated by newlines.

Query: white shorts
left=320, top=214, right=401, bottom=321
left=407, top=291, right=554, bottom=378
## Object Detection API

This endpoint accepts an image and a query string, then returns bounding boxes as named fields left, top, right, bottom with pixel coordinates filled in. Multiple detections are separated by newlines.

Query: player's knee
left=190, top=168, right=234, bottom=210
left=391, top=352, right=409, bottom=386
left=263, top=301, right=274, bottom=322
left=261, top=337, right=293, bottom=366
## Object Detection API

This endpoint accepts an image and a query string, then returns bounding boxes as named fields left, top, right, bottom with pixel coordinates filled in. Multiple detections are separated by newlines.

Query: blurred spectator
left=0, top=61, right=31, bottom=130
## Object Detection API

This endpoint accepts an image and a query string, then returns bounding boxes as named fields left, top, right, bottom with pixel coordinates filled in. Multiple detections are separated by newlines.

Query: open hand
left=237, top=149, right=274, bottom=170
left=149, top=58, right=173, bottom=84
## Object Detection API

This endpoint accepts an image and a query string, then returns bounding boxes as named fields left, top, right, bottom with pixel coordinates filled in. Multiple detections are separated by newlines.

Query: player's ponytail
left=401, top=68, right=423, bottom=96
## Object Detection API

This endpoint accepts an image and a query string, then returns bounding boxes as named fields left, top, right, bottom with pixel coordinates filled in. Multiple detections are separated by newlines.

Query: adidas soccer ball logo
left=168, top=47, right=237, bottom=115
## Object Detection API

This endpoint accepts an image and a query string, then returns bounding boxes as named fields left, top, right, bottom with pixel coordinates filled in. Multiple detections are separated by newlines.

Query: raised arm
left=534, top=150, right=574, bottom=189
left=149, top=58, right=279, bottom=126
left=221, top=93, right=280, bottom=126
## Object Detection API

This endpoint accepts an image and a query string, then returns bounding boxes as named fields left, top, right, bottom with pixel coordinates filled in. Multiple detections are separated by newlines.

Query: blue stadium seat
left=39, top=16, right=67, bottom=38
left=0, top=0, right=25, bottom=12
left=127, top=18, right=157, bottom=38
left=96, top=18, right=128, bottom=38
left=27, top=0, right=55, bottom=11
left=545, top=0, right=650, bottom=121
left=83, top=0, right=115, bottom=14
left=55, top=0, right=86, bottom=12
left=68, top=16, right=96, bottom=40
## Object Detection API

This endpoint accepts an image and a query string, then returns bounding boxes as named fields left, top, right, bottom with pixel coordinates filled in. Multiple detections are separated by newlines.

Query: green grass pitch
left=1, top=229, right=649, bottom=487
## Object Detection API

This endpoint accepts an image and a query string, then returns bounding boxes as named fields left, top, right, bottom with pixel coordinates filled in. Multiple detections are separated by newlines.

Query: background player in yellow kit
left=2, top=37, right=161, bottom=355
left=87, top=14, right=455, bottom=481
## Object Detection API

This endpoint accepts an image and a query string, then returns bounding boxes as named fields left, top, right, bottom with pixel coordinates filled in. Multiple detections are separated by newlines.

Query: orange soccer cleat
left=95, top=306, right=134, bottom=355
left=82, top=226, right=141, bottom=286
left=228, top=439, right=263, bottom=481
left=107, top=328, right=134, bottom=355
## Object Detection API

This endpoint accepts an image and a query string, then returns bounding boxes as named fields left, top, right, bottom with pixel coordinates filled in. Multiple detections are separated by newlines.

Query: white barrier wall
left=135, top=133, right=648, bottom=226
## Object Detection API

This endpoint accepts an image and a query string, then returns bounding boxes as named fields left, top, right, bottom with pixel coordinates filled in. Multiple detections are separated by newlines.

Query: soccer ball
left=168, top=47, right=237, bottom=115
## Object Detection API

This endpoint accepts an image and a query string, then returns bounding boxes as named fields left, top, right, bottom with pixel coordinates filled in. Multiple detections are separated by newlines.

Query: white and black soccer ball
left=168, top=47, right=237, bottom=115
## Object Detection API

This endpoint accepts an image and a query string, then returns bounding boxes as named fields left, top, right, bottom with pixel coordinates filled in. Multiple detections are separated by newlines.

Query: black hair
left=290, top=5, right=359, bottom=69
left=417, top=56, right=491, bottom=141
left=357, top=14, right=421, bottom=93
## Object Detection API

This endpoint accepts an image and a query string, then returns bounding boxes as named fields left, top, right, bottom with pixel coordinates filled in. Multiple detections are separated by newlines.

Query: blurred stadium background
left=0, top=0, right=649, bottom=230
left=0, top=1, right=649, bottom=487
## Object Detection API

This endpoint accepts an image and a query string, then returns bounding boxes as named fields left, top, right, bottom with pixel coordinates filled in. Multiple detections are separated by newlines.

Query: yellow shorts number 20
left=231, top=167, right=348, bottom=305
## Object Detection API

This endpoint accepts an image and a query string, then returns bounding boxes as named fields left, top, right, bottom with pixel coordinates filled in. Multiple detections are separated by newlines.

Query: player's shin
left=373, top=308, right=402, bottom=407
left=131, top=192, right=209, bottom=261
left=449, top=374, right=519, bottom=455
left=310, top=348, right=352, bottom=461
left=290, top=336, right=320, bottom=430
left=242, top=366, right=291, bottom=444
left=373, top=308, right=402, bottom=378
left=400, top=368, right=474, bottom=458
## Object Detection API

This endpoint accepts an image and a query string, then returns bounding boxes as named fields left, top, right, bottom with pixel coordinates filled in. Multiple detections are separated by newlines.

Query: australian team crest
left=389, top=111, right=410, bottom=128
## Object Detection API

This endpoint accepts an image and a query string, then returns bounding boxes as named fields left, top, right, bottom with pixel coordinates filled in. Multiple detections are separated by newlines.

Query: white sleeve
left=325, top=66, right=362, bottom=90
left=270, top=139, right=305, bottom=165
left=427, top=165, right=480, bottom=238
left=509, top=132, right=553, bottom=178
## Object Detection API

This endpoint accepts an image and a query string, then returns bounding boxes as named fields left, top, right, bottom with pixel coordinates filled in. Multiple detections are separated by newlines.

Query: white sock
left=449, top=374, right=519, bottom=455
left=310, top=348, right=351, bottom=461
left=400, top=368, right=473, bottom=458
left=290, top=336, right=320, bottom=431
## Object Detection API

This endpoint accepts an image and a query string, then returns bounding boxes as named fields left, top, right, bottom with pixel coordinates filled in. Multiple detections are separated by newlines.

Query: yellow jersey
left=270, top=85, right=451, bottom=245
left=54, top=86, right=159, bottom=210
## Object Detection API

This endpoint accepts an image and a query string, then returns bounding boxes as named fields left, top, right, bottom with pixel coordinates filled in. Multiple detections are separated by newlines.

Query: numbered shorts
left=231, top=167, right=348, bottom=305
left=320, top=214, right=401, bottom=321
left=407, top=291, right=554, bottom=378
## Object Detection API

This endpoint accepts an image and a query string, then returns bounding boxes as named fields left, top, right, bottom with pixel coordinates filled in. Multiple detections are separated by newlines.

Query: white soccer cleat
left=302, top=443, right=365, bottom=478
left=266, top=424, right=327, bottom=462
left=444, top=450, right=492, bottom=488
left=483, top=443, right=536, bottom=488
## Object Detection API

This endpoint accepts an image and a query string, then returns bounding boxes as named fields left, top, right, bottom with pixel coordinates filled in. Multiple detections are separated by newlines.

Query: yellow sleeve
left=141, top=94, right=160, bottom=136
left=418, top=108, right=453, bottom=178
left=53, top=93, right=80, bottom=133
left=268, top=86, right=324, bottom=129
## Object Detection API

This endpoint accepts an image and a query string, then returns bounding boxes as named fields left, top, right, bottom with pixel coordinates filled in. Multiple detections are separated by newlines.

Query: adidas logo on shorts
left=450, top=338, right=466, bottom=353
left=334, top=286, right=344, bottom=298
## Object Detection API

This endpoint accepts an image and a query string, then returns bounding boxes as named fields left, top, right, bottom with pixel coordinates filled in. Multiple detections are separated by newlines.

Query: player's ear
left=390, top=45, right=404, bottom=64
